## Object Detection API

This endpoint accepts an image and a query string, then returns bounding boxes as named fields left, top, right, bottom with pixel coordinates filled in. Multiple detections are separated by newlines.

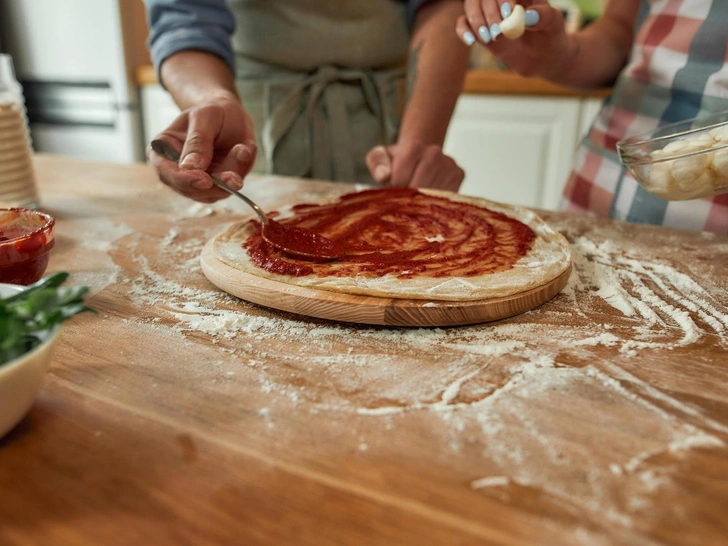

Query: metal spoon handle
left=208, top=176, right=267, bottom=224
left=150, top=139, right=267, bottom=224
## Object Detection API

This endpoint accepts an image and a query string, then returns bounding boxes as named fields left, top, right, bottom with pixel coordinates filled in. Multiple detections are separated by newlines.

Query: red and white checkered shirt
left=562, top=0, right=728, bottom=233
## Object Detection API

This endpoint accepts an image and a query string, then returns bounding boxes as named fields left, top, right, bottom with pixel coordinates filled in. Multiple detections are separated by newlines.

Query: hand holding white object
left=455, top=1, right=573, bottom=80
left=499, top=4, right=526, bottom=39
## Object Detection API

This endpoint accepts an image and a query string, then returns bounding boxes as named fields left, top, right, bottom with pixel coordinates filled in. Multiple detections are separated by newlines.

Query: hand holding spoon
left=150, top=139, right=339, bottom=261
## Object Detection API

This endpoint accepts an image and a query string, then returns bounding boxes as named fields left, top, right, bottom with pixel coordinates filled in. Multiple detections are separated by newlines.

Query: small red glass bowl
left=0, top=208, right=55, bottom=285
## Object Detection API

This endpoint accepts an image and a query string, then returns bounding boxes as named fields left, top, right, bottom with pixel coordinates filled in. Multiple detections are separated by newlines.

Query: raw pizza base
left=211, top=189, right=572, bottom=302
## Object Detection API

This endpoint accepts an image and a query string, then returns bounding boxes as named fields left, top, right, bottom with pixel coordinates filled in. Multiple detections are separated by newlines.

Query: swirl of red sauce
left=243, top=188, right=536, bottom=278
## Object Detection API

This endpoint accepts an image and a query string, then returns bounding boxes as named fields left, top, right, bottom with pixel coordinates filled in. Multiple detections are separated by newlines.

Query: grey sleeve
left=406, top=0, right=439, bottom=27
left=145, top=0, right=236, bottom=87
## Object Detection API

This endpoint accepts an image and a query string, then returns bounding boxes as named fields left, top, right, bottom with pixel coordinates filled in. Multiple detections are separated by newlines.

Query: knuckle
left=403, top=140, right=423, bottom=155
left=423, top=145, right=443, bottom=161
left=156, top=171, right=177, bottom=190
left=186, top=131, right=205, bottom=148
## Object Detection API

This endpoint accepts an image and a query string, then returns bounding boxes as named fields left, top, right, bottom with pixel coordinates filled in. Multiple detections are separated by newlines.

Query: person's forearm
left=399, top=0, right=470, bottom=146
left=160, top=50, right=240, bottom=110
left=547, top=0, right=638, bottom=91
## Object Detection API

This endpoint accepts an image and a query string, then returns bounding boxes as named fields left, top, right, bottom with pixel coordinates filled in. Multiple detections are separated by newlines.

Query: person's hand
left=147, top=94, right=257, bottom=203
left=366, top=140, right=465, bottom=192
left=456, top=0, right=571, bottom=80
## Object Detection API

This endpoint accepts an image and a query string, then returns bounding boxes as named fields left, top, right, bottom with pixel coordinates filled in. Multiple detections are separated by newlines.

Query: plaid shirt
left=562, top=0, right=728, bottom=233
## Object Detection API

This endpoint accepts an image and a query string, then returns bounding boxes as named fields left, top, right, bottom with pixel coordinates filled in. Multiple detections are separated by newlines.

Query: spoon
left=150, top=139, right=339, bottom=261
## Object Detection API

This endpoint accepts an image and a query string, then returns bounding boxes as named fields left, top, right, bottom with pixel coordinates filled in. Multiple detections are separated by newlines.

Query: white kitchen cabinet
left=140, top=84, right=181, bottom=147
left=578, top=97, right=605, bottom=141
left=443, top=94, right=591, bottom=211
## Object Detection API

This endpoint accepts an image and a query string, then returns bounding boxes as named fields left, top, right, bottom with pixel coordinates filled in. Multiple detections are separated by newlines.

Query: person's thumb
left=366, top=145, right=392, bottom=184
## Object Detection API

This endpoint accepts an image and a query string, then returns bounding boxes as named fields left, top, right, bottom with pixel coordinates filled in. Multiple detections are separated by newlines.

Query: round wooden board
left=200, top=240, right=572, bottom=327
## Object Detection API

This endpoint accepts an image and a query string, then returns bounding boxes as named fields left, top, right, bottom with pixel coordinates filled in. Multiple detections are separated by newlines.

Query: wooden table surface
left=1, top=155, right=727, bottom=546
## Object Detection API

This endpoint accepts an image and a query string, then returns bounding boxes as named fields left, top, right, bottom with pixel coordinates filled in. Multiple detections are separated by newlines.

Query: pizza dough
left=211, top=189, right=572, bottom=302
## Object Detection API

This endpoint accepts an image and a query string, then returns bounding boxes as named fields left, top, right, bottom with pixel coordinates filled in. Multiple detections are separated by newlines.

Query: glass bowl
left=617, top=110, right=728, bottom=201
left=0, top=208, right=55, bottom=285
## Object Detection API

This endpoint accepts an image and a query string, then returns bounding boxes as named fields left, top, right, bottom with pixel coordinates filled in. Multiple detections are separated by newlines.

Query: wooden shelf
left=463, top=69, right=610, bottom=98
left=136, top=65, right=158, bottom=86
left=135, top=65, right=610, bottom=99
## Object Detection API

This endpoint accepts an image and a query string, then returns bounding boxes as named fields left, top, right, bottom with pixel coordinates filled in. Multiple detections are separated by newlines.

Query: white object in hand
left=500, top=5, right=526, bottom=39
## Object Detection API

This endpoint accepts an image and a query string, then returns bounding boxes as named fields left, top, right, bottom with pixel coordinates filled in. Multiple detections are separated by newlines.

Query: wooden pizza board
left=200, top=240, right=572, bottom=327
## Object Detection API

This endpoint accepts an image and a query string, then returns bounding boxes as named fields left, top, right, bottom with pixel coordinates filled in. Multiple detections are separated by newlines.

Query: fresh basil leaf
left=3, top=272, right=70, bottom=304
left=0, top=272, right=94, bottom=366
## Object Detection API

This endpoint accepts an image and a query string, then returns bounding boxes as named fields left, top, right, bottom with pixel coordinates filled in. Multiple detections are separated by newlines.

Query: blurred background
left=0, top=0, right=606, bottom=211
left=0, top=0, right=150, bottom=163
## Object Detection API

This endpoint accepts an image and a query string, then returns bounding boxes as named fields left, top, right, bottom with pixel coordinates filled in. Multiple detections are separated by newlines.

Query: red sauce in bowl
left=0, top=208, right=55, bottom=285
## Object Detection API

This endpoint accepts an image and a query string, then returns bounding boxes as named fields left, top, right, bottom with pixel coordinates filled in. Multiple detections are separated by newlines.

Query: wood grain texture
left=1, top=155, right=727, bottom=546
left=200, top=240, right=573, bottom=327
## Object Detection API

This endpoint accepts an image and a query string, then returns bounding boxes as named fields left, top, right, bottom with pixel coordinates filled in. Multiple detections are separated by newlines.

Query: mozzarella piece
left=671, top=152, right=710, bottom=187
left=683, top=169, right=718, bottom=198
left=711, top=148, right=728, bottom=178
left=687, top=133, right=715, bottom=149
left=709, top=125, right=728, bottom=141
left=650, top=148, right=670, bottom=160
left=500, top=5, right=526, bottom=39
left=663, top=139, right=690, bottom=155
left=646, top=162, right=673, bottom=193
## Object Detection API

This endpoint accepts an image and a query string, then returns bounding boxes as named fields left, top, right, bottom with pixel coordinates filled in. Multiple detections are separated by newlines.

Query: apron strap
left=262, top=64, right=398, bottom=182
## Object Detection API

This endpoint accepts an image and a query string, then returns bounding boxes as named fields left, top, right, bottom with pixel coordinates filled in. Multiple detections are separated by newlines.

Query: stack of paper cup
left=0, top=55, right=39, bottom=209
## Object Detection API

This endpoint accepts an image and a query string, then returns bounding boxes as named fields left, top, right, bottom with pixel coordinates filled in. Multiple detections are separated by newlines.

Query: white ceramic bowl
left=0, top=283, right=60, bottom=438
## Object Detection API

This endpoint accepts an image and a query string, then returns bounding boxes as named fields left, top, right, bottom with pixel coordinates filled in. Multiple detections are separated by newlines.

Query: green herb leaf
left=0, top=272, right=94, bottom=366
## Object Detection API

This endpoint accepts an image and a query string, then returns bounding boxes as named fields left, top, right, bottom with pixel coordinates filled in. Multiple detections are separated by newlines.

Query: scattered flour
left=471, top=476, right=510, bottom=489
left=60, top=217, right=135, bottom=294
left=106, top=213, right=728, bottom=537
left=178, top=202, right=215, bottom=219
left=161, top=227, right=180, bottom=246
left=569, top=236, right=728, bottom=349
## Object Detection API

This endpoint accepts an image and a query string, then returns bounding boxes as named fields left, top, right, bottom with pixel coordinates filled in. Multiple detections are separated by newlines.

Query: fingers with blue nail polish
left=478, top=25, right=491, bottom=43
left=463, top=31, right=476, bottom=46
left=490, top=23, right=501, bottom=40
left=524, top=9, right=540, bottom=27
left=501, top=2, right=512, bottom=19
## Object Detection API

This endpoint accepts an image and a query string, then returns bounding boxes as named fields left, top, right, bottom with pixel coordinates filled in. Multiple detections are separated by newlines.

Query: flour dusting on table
left=106, top=205, right=728, bottom=538
left=59, top=216, right=134, bottom=294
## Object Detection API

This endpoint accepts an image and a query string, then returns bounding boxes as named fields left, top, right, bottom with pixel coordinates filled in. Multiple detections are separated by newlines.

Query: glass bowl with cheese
left=617, top=110, right=728, bottom=201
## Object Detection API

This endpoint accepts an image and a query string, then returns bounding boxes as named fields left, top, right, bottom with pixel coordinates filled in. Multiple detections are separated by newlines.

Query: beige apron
left=227, top=0, right=410, bottom=183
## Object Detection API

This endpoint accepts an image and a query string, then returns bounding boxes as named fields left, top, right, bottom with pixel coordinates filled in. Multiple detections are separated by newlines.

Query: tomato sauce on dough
left=243, top=188, right=536, bottom=278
